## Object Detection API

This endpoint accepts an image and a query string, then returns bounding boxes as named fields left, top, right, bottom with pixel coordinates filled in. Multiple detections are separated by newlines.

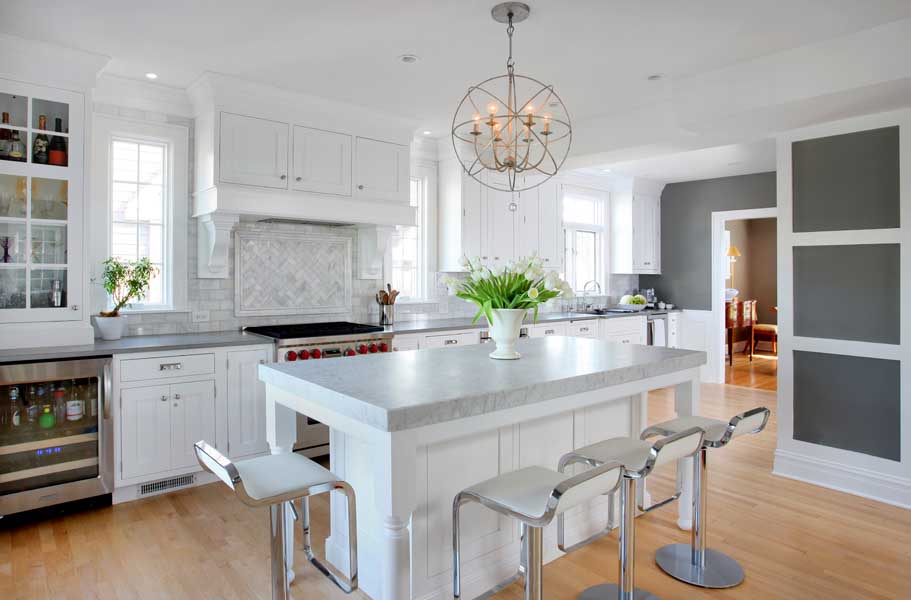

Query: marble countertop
left=386, top=309, right=678, bottom=335
left=260, top=336, right=705, bottom=432
left=0, top=331, right=271, bottom=364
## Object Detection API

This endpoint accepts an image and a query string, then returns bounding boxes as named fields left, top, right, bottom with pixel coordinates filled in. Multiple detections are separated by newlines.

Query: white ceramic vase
left=94, top=314, right=127, bottom=341
left=486, top=308, right=527, bottom=360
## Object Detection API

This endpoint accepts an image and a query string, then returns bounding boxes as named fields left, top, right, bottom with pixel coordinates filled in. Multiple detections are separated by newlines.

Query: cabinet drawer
left=568, top=321, right=597, bottom=337
left=120, top=353, right=216, bottom=382
left=422, top=332, right=478, bottom=349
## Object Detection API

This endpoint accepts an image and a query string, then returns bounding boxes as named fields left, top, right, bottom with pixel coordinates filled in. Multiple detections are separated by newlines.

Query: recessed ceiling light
left=647, top=74, right=663, bottom=81
left=422, top=130, right=432, bottom=136
left=398, top=54, right=420, bottom=64
left=145, top=72, right=158, bottom=80
left=601, top=168, right=612, bottom=173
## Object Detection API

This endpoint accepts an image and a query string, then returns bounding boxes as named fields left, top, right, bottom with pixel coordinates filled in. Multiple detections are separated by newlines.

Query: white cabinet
left=536, top=181, right=563, bottom=268
left=438, top=160, right=483, bottom=270
left=219, top=112, right=289, bottom=189
left=600, top=316, right=647, bottom=345
left=355, top=137, right=409, bottom=203
left=120, top=380, right=215, bottom=479
left=422, top=331, right=480, bottom=348
left=667, top=313, right=679, bottom=348
left=392, top=334, right=421, bottom=352
left=528, top=322, right=568, bottom=338
left=291, top=126, right=352, bottom=196
left=169, top=380, right=217, bottom=470
left=568, top=320, right=597, bottom=338
left=226, top=347, right=271, bottom=458
left=120, top=385, right=172, bottom=480
left=485, top=189, right=517, bottom=266
left=611, top=192, right=660, bottom=274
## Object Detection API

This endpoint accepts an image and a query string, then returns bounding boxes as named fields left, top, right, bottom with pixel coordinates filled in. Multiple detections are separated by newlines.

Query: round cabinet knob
left=70, top=305, right=79, bottom=311
left=379, top=342, right=389, bottom=353
left=295, top=176, right=302, bottom=182
left=312, top=349, right=322, bottom=359
left=160, top=395, right=168, bottom=402
left=174, top=394, right=181, bottom=400
left=285, top=350, right=298, bottom=361
left=298, top=349, right=310, bottom=360
left=358, top=184, right=365, bottom=190
left=368, top=343, right=378, bottom=353
left=280, top=175, right=287, bottom=180
left=358, top=344, right=368, bottom=354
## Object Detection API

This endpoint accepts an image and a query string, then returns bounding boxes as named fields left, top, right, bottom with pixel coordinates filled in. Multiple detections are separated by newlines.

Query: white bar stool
left=640, top=407, right=771, bottom=589
left=194, top=441, right=358, bottom=600
left=557, top=427, right=706, bottom=600
left=453, top=461, right=625, bottom=600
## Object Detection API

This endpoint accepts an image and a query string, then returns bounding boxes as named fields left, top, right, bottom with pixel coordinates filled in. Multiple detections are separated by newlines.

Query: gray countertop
left=386, top=309, right=678, bottom=335
left=0, top=331, right=271, bottom=364
left=260, top=337, right=705, bottom=432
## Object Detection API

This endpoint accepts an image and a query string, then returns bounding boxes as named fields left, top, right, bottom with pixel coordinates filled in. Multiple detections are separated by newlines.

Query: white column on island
left=376, top=433, right=418, bottom=600
left=673, top=377, right=701, bottom=530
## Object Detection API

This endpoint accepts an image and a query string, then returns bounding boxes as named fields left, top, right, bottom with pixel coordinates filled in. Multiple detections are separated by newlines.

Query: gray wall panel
left=792, top=126, right=900, bottom=232
left=793, top=351, right=900, bottom=461
left=639, top=172, right=776, bottom=310
left=793, top=244, right=900, bottom=344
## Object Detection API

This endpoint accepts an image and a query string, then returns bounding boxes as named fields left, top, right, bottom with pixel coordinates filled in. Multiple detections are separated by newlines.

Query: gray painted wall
left=747, top=218, right=778, bottom=325
left=640, top=172, right=776, bottom=310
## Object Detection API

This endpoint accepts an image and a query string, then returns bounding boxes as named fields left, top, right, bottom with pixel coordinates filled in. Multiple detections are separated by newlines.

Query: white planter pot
left=94, top=315, right=127, bottom=341
left=486, top=308, right=527, bottom=360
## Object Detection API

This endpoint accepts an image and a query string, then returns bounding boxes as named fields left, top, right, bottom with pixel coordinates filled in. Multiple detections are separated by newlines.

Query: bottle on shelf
left=39, top=405, right=55, bottom=429
left=48, top=117, right=67, bottom=166
left=53, top=383, right=66, bottom=423
left=66, top=378, right=83, bottom=422
left=28, top=384, right=43, bottom=424
left=0, top=112, right=11, bottom=160
left=4, top=386, right=20, bottom=428
left=32, top=115, right=49, bottom=164
left=8, top=130, right=25, bottom=162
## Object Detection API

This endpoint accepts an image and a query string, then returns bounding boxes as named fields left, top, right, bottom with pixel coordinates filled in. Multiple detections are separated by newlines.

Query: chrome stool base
left=655, top=543, right=744, bottom=589
left=578, top=583, right=661, bottom=600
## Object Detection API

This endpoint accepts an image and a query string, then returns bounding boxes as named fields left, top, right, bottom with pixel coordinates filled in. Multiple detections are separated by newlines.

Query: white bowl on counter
left=617, top=303, right=647, bottom=312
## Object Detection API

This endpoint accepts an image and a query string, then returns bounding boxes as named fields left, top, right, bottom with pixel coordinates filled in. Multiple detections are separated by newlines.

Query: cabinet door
left=462, top=174, right=484, bottom=260
left=169, top=380, right=217, bottom=470
left=422, top=331, right=479, bottom=348
left=219, top=112, right=289, bottom=189
left=354, top=137, right=409, bottom=203
left=291, top=126, right=352, bottom=196
left=528, top=322, right=568, bottom=337
left=485, top=189, right=516, bottom=265
left=537, top=181, right=562, bottom=268
left=226, top=348, right=271, bottom=458
left=120, top=385, right=172, bottom=479
left=632, top=195, right=659, bottom=273
left=516, top=186, right=540, bottom=259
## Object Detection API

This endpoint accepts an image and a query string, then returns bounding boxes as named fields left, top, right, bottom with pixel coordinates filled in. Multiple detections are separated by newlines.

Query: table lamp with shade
left=727, top=245, right=742, bottom=288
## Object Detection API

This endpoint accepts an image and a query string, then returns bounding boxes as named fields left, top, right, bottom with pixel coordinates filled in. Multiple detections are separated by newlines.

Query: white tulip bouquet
left=444, top=255, right=573, bottom=324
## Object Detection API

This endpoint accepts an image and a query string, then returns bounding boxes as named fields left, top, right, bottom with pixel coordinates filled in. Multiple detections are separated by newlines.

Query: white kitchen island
left=260, top=337, right=706, bottom=600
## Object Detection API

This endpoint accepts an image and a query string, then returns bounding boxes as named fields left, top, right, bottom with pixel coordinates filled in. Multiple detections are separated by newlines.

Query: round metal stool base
left=578, top=583, right=661, bottom=600
left=655, top=543, right=744, bottom=589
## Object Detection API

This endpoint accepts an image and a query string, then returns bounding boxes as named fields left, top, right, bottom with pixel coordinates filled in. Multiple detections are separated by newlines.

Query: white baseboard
left=773, top=449, right=911, bottom=509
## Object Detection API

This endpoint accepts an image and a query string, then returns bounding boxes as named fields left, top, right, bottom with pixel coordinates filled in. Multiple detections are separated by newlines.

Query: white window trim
left=562, top=184, right=608, bottom=293
left=385, top=158, right=438, bottom=303
left=90, top=114, right=188, bottom=313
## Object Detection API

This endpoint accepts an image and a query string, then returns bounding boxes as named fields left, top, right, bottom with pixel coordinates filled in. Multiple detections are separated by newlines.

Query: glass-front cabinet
left=0, top=80, right=83, bottom=323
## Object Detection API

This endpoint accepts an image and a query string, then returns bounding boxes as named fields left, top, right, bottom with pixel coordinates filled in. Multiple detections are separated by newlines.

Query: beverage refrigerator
left=0, top=357, right=113, bottom=517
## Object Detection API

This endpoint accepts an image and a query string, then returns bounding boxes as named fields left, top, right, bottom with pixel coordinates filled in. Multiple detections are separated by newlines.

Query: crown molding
left=0, top=33, right=109, bottom=92
left=93, top=74, right=193, bottom=118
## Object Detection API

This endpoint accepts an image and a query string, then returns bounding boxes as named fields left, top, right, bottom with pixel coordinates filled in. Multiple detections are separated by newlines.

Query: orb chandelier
left=451, top=2, right=572, bottom=193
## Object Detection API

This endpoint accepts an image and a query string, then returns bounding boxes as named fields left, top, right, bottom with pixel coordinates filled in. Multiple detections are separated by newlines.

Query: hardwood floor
left=724, top=350, right=778, bottom=391
left=3, top=383, right=909, bottom=599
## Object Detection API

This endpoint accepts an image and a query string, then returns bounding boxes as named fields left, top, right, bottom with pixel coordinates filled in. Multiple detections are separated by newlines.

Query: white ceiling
left=4, top=0, right=911, bottom=137
left=575, top=139, right=777, bottom=184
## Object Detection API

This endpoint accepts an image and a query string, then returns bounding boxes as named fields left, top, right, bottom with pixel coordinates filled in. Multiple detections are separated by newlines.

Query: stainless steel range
left=245, top=321, right=393, bottom=456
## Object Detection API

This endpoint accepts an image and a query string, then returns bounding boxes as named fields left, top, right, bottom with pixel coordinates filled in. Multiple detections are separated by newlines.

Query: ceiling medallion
left=451, top=2, right=572, bottom=193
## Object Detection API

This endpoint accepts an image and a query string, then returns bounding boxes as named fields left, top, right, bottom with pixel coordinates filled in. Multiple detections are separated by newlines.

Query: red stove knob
left=358, top=344, right=368, bottom=354
left=285, top=350, right=298, bottom=361
left=298, top=349, right=310, bottom=360
left=379, top=342, right=389, bottom=353
left=345, top=348, right=356, bottom=357
left=312, top=349, right=322, bottom=359
left=368, top=343, right=378, bottom=353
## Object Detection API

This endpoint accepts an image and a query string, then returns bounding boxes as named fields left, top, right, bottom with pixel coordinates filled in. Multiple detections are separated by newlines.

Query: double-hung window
left=386, top=161, right=436, bottom=301
left=91, top=116, right=188, bottom=312
left=562, top=185, right=607, bottom=293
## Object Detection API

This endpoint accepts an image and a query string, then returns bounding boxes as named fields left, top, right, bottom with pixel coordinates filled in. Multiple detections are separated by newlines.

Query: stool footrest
left=638, top=487, right=681, bottom=513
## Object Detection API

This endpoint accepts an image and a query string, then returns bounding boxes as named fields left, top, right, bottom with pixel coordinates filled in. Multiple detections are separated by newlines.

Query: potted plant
left=446, top=256, right=572, bottom=360
left=94, top=257, right=157, bottom=340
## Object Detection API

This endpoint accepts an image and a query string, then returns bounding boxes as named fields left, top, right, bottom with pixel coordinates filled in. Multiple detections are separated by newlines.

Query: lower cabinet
left=567, top=320, right=597, bottom=338
left=528, top=322, right=569, bottom=337
left=226, top=347, right=271, bottom=457
left=600, top=316, right=647, bottom=345
left=422, top=331, right=479, bottom=349
left=120, top=380, right=215, bottom=480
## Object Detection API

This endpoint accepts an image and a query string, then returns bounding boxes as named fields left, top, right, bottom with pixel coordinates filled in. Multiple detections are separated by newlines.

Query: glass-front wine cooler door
left=0, top=363, right=103, bottom=500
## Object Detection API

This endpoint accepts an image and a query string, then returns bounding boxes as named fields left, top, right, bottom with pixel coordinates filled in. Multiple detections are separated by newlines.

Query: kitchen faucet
left=579, top=280, right=602, bottom=311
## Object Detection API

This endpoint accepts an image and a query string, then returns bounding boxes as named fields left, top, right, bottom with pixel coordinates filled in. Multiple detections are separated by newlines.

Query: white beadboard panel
left=234, top=229, right=353, bottom=316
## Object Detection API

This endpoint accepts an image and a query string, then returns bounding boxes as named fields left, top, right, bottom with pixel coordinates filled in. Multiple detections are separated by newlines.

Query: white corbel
left=197, top=212, right=239, bottom=278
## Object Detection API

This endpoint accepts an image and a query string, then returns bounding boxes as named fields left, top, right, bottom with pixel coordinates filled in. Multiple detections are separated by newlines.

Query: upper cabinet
left=611, top=192, right=660, bottom=275
left=354, top=137, right=408, bottom=203
left=219, top=113, right=289, bottom=189
left=292, top=126, right=352, bottom=196
left=438, top=160, right=562, bottom=271
left=0, top=80, right=84, bottom=325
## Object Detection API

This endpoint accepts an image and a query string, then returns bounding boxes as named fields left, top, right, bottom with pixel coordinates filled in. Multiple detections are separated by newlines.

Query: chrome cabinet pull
left=579, top=327, right=589, bottom=332
left=444, top=339, right=459, bottom=345
left=159, top=362, right=182, bottom=371
left=174, top=393, right=181, bottom=400
left=545, top=329, right=555, bottom=335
